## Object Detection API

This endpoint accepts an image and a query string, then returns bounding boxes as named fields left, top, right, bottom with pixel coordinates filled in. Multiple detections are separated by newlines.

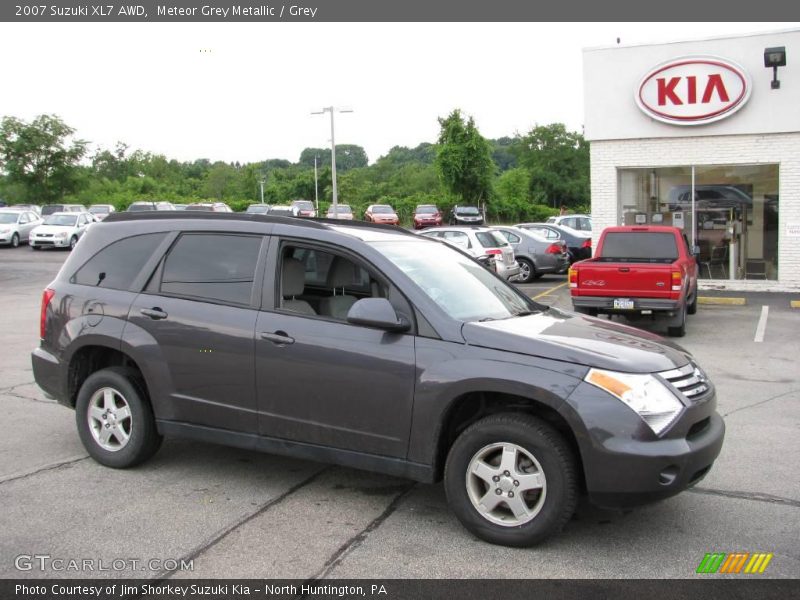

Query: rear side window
left=599, top=232, right=679, bottom=262
left=161, top=234, right=261, bottom=305
left=475, top=231, right=508, bottom=248
left=72, top=233, right=168, bottom=290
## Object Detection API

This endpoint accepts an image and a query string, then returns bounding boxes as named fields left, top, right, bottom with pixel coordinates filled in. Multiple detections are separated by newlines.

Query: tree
left=435, top=109, right=494, bottom=205
left=0, top=114, right=88, bottom=203
left=512, top=123, right=589, bottom=209
left=299, top=145, right=368, bottom=171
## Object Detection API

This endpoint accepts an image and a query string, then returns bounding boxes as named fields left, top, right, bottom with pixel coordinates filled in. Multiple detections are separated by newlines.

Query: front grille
left=658, top=362, right=711, bottom=401
left=37, top=234, right=53, bottom=238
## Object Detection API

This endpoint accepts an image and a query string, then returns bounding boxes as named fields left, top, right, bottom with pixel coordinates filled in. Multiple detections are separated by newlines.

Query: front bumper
left=564, top=380, right=725, bottom=508
left=30, top=236, right=70, bottom=248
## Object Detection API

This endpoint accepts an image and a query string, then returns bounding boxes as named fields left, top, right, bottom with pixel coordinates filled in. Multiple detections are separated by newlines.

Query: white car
left=417, top=226, right=521, bottom=281
left=546, top=214, right=593, bottom=232
left=29, top=212, right=93, bottom=251
left=0, top=209, right=43, bottom=247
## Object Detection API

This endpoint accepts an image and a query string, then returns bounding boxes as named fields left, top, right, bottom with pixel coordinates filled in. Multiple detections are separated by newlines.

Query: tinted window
left=455, top=206, right=480, bottom=215
left=599, top=232, right=679, bottom=262
left=475, top=231, right=508, bottom=248
left=161, top=234, right=262, bottom=305
left=372, top=206, right=394, bottom=214
left=499, top=231, right=520, bottom=244
left=42, top=205, right=63, bottom=215
left=72, top=233, right=168, bottom=289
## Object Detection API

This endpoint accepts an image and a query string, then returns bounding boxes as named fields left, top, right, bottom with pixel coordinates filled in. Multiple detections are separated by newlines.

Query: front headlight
left=0, top=228, right=10, bottom=234
left=585, top=368, right=684, bottom=435
left=56, top=231, right=68, bottom=238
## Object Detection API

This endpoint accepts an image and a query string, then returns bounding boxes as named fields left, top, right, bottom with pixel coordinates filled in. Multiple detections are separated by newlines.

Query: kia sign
left=635, top=56, right=751, bottom=125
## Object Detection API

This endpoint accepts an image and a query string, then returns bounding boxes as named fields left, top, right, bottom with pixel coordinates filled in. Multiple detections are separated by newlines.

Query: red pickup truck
left=569, top=226, right=699, bottom=337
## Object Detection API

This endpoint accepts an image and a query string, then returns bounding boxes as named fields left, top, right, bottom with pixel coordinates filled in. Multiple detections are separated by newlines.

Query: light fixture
left=764, top=46, right=786, bottom=89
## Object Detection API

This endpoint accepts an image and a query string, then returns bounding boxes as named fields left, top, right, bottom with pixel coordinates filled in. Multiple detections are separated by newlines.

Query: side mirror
left=346, top=298, right=410, bottom=332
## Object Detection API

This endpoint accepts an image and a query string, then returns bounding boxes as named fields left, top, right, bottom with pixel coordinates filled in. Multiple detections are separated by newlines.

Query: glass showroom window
left=617, top=165, right=779, bottom=280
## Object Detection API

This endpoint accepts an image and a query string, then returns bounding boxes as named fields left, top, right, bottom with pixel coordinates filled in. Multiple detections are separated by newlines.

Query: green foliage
left=0, top=114, right=88, bottom=203
left=512, top=123, right=589, bottom=209
left=1, top=113, right=588, bottom=226
left=435, top=109, right=495, bottom=205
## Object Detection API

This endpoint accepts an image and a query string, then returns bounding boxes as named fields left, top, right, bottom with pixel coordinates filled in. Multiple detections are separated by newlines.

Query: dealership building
left=583, top=29, right=799, bottom=291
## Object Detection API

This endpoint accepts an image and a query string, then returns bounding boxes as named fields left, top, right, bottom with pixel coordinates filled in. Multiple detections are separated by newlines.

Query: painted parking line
left=531, top=281, right=568, bottom=301
left=698, top=296, right=747, bottom=306
left=754, top=306, right=769, bottom=343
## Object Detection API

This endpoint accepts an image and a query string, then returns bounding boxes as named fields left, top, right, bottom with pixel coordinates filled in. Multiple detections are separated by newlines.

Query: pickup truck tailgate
left=574, top=262, right=673, bottom=298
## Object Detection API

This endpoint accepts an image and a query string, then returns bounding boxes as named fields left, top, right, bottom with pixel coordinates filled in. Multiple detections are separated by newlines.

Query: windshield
left=372, top=206, right=394, bottom=214
left=89, top=206, right=110, bottom=214
left=373, top=240, right=535, bottom=321
left=43, top=215, right=78, bottom=226
left=0, top=213, right=19, bottom=224
left=328, top=205, right=352, bottom=213
left=456, top=206, right=480, bottom=215
left=128, top=203, right=155, bottom=211
left=293, top=201, right=314, bottom=210
left=415, top=206, right=437, bottom=214
left=246, top=205, right=269, bottom=213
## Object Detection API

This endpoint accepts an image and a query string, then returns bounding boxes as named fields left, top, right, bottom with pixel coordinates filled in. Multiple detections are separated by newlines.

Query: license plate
left=613, top=298, right=635, bottom=310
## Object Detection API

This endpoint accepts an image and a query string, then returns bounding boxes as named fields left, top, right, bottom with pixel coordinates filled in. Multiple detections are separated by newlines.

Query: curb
left=697, top=296, right=746, bottom=306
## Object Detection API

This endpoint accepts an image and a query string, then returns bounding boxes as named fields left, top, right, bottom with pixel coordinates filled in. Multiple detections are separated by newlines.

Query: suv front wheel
left=75, top=367, right=162, bottom=468
left=444, top=413, right=578, bottom=547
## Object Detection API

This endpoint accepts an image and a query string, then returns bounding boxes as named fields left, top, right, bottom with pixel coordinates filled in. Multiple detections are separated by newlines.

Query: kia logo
left=635, top=56, right=751, bottom=125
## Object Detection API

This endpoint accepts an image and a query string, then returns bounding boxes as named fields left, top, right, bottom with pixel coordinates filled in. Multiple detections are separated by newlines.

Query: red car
left=364, top=204, right=399, bottom=225
left=569, top=226, right=699, bottom=337
left=412, top=204, right=442, bottom=229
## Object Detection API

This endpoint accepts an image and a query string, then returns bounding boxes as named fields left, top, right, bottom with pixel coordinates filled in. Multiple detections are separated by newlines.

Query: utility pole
left=313, top=155, right=319, bottom=215
left=311, top=106, right=353, bottom=218
left=259, top=180, right=265, bottom=204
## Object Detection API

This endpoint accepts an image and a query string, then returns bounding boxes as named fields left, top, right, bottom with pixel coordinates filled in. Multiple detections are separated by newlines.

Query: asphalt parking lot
left=1, top=245, right=798, bottom=579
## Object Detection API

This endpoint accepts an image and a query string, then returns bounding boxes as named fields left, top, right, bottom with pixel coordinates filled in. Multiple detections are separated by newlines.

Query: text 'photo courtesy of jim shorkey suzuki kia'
left=32, top=212, right=724, bottom=547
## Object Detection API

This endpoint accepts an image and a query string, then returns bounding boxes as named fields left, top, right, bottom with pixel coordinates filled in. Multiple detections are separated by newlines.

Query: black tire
left=516, top=258, right=536, bottom=284
left=667, top=303, right=687, bottom=337
left=69, top=236, right=78, bottom=250
left=687, top=288, right=698, bottom=315
left=444, top=413, right=578, bottom=547
left=75, top=367, right=162, bottom=468
left=11, top=233, right=19, bottom=248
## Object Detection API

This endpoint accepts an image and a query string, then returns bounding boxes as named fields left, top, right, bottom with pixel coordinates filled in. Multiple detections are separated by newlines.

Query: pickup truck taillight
left=672, top=271, right=682, bottom=292
left=40, top=288, right=55, bottom=339
left=545, top=243, right=563, bottom=254
left=568, top=268, right=578, bottom=288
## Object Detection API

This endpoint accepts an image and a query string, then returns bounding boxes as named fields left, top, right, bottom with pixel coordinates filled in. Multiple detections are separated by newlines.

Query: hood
left=32, top=224, right=75, bottom=234
left=462, top=308, right=690, bottom=373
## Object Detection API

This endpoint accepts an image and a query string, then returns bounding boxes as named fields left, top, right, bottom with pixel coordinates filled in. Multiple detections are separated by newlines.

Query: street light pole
left=259, top=179, right=265, bottom=205
left=311, top=106, right=353, bottom=218
left=313, top=155, right=319, bottom=215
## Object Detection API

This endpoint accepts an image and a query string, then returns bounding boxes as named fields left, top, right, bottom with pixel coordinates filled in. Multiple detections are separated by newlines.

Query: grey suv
left=32, top=213, right=724, bottom=547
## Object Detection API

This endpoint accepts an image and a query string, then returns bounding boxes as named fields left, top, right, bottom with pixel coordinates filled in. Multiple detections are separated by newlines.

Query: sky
left=1, top=22, right=797, bottom=165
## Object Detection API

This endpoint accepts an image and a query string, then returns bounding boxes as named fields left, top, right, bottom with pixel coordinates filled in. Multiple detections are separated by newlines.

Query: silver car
left=418, top=226, right=521, bottom=281
left=0, top=209, right=43, bottom=247
left=492, top=226, right=569, bottom=283
left=29, top=212, right=93, bottom=250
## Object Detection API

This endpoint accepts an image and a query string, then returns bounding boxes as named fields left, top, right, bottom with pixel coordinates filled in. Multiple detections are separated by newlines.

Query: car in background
left=245, top=204, right=271, bottom=215
left=492, top=226, right=569, bottom=283
left=418, top=226, right=520, bottom=281
left=9, top=204, right=42, bottom=215
left=127, top=201, right=175, bottom=212
left=290, top=199, right=316, bottom=218
left=41, top=204, right=86, bottom=216
left=364, top=204, right=400, bottom=226
left=185, top=202, right=233, bottom=212
left=267, top=205, right=300, bottom=217
left=546, top=214, right=593, bottom=233
left=0, top=209, right=43, bottom=247
left=515, top=222, right=592, bottom=264
left=412, top=204, right=443, bottom=229
left=88, top=204, right=116, bottom=221
left=450, top=205, right=484, bottom=226
left=29, top=212, right=93, bottom=250
left=326, top=204, right=354, bottom=220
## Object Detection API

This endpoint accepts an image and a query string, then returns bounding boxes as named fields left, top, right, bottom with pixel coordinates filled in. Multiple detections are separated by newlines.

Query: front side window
left=161, top=234, right=262, bottom=305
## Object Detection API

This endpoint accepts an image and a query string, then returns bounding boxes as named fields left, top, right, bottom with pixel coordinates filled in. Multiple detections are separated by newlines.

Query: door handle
left=260, top=331, right=295, bottom=345
left=140, top=308, right=168, bottom=320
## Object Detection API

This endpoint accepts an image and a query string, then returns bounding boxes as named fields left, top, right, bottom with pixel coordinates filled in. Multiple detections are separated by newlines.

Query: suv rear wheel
left=444, top=413, right=578, bottom=547
left=75, top=367, right=162, bottom=468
